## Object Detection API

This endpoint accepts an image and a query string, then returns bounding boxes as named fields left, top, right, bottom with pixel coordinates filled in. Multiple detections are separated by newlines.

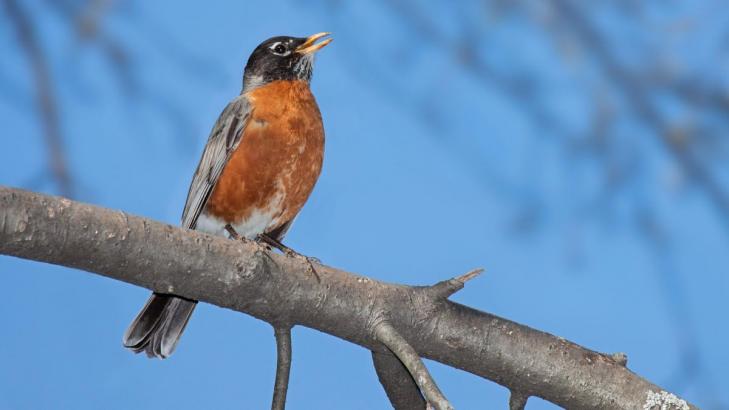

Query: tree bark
left=0, top=186, right=695, bottom=410
left=372, top=350, right=426, bottom=409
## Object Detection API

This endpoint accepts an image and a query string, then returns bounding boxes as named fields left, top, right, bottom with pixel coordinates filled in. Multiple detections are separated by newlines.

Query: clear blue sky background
left=1, top=1, right=727, bottom=409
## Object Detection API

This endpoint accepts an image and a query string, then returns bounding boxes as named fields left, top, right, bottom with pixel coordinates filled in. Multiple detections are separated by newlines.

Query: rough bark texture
left=0, top=186, right=696, bottom=409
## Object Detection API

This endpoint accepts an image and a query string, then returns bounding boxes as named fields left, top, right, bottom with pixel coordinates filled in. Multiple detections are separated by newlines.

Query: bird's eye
left=271, top=43, right=287, bottom=55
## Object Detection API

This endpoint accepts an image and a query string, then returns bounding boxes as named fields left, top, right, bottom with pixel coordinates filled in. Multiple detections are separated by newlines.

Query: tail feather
left=123, top=293, right=197, bottom=359
left=122, top=294, right=170, bottom=350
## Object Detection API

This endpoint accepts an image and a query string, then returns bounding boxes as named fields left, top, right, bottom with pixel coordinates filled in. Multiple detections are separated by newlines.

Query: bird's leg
left=224, top=224, right=241, bottom=240
left=225, top=224, right=272, bottom=252
left=257, top=233, right=321, bottom=281
left=226, top=223, right=279, bottom=272
left=257, top=233, right=320, bottom=263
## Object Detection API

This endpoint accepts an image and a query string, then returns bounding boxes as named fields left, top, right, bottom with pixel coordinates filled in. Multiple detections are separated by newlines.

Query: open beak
left=295, top=32, right=332, bottom=54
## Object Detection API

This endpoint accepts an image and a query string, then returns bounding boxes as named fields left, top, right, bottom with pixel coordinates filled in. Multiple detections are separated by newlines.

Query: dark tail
left=122, top=293, right=197, bottom=359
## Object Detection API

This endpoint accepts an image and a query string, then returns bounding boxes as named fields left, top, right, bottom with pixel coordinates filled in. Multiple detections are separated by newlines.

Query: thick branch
left=0, top=186, right=697, bottom=410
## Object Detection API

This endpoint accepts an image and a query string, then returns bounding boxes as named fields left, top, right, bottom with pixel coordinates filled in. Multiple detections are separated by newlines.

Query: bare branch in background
left=3, top=0, right=74, bottom=197
left=0, top=186, right=698, bottom=409
left=549, top=0, right=729, bottom=230
left=42, top=0, right=209, bottom=148
left=1, top=0, right=225, bottom=196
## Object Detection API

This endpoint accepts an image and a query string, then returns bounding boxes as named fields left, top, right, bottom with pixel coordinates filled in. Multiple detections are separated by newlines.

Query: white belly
left=195, top=190, right=285, bottom=239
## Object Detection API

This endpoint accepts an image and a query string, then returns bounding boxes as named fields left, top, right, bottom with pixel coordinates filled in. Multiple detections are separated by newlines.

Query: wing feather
left=180, top=95, right=251, bottom=229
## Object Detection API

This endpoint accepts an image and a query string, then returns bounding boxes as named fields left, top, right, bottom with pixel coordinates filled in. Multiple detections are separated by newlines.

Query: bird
left=122, top=33, right=332, bottom=359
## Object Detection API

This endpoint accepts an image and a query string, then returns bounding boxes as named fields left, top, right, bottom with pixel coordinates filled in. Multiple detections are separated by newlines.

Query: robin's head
left=242, top=33, right=332, bottom=92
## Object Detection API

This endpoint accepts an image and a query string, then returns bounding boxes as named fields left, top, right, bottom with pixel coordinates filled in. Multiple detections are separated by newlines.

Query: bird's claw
left=284, top=251, right=321, bottom=281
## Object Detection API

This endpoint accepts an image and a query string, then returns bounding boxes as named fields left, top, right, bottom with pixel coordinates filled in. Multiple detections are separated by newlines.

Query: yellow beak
left=295, top=32, right=333, bottom=54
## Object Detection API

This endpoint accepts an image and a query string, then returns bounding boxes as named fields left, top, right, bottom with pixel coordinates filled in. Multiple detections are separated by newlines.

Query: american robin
left=122, top=33, right=332, bottom=359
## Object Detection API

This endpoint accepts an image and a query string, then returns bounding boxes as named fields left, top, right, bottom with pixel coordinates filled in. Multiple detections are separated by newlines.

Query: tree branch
left=550, top=0, right=729, bottom=231
left=374, top=321, right=452, bottom=410
left=271, top=326, right=292, bottom=410
left=0, top=186, right=697, bottom=410
left=3, top=0, right=74, bottom=197
left=509, top=391, right=529, bottom=410
left=428, top=268, right=484, bottom=299
left=372, top=350, right=426, bottom=410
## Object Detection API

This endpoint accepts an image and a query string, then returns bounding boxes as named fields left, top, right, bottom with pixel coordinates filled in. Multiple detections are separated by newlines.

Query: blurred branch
left=345, top=0, right=729, bottom=236
left=3, top=0, right=74, bottom=197
left=45, top=0, right=138, bottom=94
left=1, top=0, right=221, bottom=194
left=327, top=1, right=551, bottom=234
left=550, top=0, right=729, bottom=230
left=382, top=0, right=560, bottom=132
left=0, top=186, right=697, bottom=410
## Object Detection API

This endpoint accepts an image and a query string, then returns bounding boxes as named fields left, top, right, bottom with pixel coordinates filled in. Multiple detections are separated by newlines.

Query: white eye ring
left=270, top=42, right=290, bottom=56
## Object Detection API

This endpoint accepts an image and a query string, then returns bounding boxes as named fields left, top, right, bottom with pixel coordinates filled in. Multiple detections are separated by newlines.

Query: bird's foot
left=284, top=248, right=321, bottom=265
left=257, top=233, right=321, bottom=282
left=226, top=224, right=272, bottom=252
left=284, top=249, right=321, bottom=280
left=224, top=224, right=241, bottom=240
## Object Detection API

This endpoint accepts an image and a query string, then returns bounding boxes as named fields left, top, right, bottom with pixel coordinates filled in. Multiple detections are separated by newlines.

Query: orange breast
left=204, top=80, right=325, bottom=233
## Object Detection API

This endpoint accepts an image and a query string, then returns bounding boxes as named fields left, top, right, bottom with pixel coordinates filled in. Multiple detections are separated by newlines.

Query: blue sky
left=1, top=1, right=727, bottom=409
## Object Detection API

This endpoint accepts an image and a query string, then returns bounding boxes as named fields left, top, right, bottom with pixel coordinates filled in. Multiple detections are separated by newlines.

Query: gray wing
left=181, top=95, right=251, bottom=229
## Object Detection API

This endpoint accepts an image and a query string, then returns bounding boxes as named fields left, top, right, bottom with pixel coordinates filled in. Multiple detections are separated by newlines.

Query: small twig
left=374, top=321, right=453, bottom=410
left=429, top=268, right=484, bottom=299
left=455, top=268, right=484, bottom=283
left=509, top=390, right=529, bottom=410
left=372, top=349, right=426, bottom=410
left=271, top=326, right=292, bottom=410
